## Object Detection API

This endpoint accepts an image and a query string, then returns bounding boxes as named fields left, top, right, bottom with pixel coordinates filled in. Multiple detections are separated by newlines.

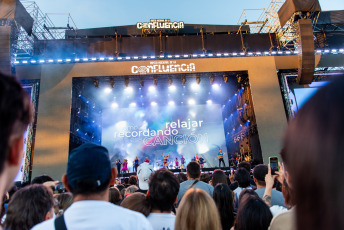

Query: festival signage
left=131, top=60, right=196, bottom=75
left=137, top=19, right=184, bottom=30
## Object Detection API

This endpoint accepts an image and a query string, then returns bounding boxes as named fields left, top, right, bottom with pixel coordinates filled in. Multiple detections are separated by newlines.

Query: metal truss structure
left=14, top=1, right=77, bottom=57
left=237, top=0, right=319, bottom=50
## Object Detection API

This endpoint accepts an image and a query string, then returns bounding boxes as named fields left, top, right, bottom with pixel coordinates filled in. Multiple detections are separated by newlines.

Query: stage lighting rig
left=196, top=75, right=201, bottom=84
left=210, top=74, right=215, bottom=85
left=153, top=77, right=158, bottom=86
left=182, top=76, right=186, bottom=85
left=140, top=78, right=144, bottom=87
left=124, top=77, right=130, bottom=87
left=94, top=79, right=99, bottom=88
left=110, top=78, right=115, bottom=88
left=223, top=74, right=228, bottom=83
left=168, top=77, right=173, bottom=86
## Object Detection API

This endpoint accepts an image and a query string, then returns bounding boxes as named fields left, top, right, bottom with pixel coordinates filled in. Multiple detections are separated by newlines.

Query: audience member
left=109, top=187, right=122, bottom=205
left=55, top=192, right=73, bottom=216
left=233, top=168, right=252, bottom=204
left=0, top=73, right=32, bottom=207
left=253, top=164, right=285, bottom=207
left=234, top=195, right=272, bottom=230
left=213, top=184, right=235, bottom=230
left=31, top=175, right=54, bottom=184
left=4, top=184, right=54, bottom=230
left=137, top=162, right=154, bottom=194
left=177, top=162, right=214, bottom=205
left=177, top=172, right=187, bottom=183
left=211, top=169, right=227, bottom=187
left=175, top=188, right=221, bottom=230
left=147, top=168, right=179, bottom=230
left=128, top=175, right=138, bottom=185
left=121, top=192, right=151, bottom=217
left=200, top=173, right=211, bottom=184
left=280, top=77, right=344, bottom=230
left=125, top=185, right=139, bottom=197
left=32, top=143, right=152, bottom=230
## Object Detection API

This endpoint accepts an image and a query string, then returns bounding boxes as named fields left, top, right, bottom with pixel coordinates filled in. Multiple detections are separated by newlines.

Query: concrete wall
left=16, top=55, right=309, bottom=180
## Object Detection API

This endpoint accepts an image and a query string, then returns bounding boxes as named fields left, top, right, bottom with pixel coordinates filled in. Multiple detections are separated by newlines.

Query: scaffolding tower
left=237, top=0, right=317, bottom=49
left=14, top=1, right=77, bottom=58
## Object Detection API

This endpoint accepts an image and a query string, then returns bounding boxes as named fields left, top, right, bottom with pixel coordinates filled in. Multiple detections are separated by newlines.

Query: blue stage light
left=83, top=58, right=88, bottom=61
left=167, top=55, right=172, bottom=58
left=48, top=59, right=54, bottom=63
left=224, top=53, right=229, bottom=56
left=278, top=51, right=283, bottom=55
left=39, top=60, right=45, bottom=63
left=126, top=57, right=131, bottom=60
left=271, top=51, right=276, bottom=55
left=200, top=54, right=205, bottom=57
left=125, top=87, right=133, bottom=93
left=14, top=61, right=19, bottom=64
left=175, top=55, right=180, bottom=58
left=151, top=101, right=157, bottom=106
left=118, top=57, right=122, bottom=60
left=108, top=57, right=114, bottom=60
left=188, top=98, right=196, bottom=105
left=134, top=56, right=139, bottom=59
left=208, top=54, right=213, bottom=57
left=206, top=100, right=212, bottom=104
left=240, top=52, right=245, bottom=56
left=168, top=101, right=175, bottom=106
left=66, top=59, right=71, bottom=62
left=150, top=56, right=155, bottom=59
left=256, top=52, right=261, bottom=55
left=31, top=60, right=37, bottom=63
left=91, top=58, right=97, bottom=61
left=286, top=51, right=291, bottom=55
left=129, top=102, right=136, bottom=107
left=99, top=57, right=105, bottom=61
left=169, top=85, right=176, bottom=91
left=324, top=49, right=330, bottom=53
left=57, top=59, right=63, bottom=62
left=142, top=56, right=147, bottom=59
left=294, top=51, right=299, bottom=54
left=75, top=58, right=80, bottom=62
left=232, top=53, right=237, bottom=56
left=111, top=102, right=118, bottom=108
left=216, top=53, right=221, bottom=57
left=22, top=61, right=28, bottom=64
left=149, top=86, right=156, bottom=92
left=159, top=55, right=164, bottom=58
left=212, top=84, right=219, bottom=90
left=264, top=51, right=269, bottom=55
left=104, top=88, right=112, bottom=94
left=184, top=54, right=189, bottom=58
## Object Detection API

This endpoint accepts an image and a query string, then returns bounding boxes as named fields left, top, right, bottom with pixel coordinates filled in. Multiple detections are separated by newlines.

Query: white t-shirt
left=32, top=200, right=153, bottom=230
left=147, top=212, right=175, bottom=230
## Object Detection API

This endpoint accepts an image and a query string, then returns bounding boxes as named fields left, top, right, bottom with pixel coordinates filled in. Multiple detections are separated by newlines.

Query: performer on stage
left=180, top=155, right=185, bottom=169
left=121, top=159, right=129, bottom=174
left=195, top=151, right=200, bottom=164
left=116, top=159, right=122, bottom=174
left=199, top=156, right=206, bottom=169
left=218, top=149, right=226, bottom=167
left=175, top=158, right=179, bottom=169
left=162, top=152, right=170, bottom=168
left=134, top=156, right=140, bottom=172
left=144, top=157, right=150, bottom=163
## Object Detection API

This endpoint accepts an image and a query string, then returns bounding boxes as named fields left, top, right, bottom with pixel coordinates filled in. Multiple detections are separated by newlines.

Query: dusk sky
left=24, top=0, right=344, bottom=29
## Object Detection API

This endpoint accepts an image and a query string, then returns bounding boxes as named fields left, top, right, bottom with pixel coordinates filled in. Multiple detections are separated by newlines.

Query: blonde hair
left=175, top=188, right=222, bottom=230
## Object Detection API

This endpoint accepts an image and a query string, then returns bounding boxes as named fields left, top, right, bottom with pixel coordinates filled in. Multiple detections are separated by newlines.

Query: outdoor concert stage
left=69, top=72, right=262, bottom=169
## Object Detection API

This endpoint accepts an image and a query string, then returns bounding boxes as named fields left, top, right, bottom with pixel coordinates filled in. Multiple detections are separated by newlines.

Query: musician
left=134, top=156, right=140, bottom=172
left=144, top=157, right=150, bottom=163
left=180, top=155, right=185, bottom=169
left=162, top=152, right=170, bottom=168
left=199, top=156, right=206, bottom=168
left=218, top=149, right=226, bottom=167
left=116, top=159, right=122, bottom=175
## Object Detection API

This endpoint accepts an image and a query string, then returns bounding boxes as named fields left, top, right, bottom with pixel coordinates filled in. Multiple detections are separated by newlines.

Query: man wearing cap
left=136, top=162, right=154, bottom=194
left=32, top=143, right=153, bottom=230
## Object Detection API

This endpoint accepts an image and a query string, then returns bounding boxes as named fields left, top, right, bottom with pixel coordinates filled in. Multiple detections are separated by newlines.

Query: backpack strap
left=54, top=214, right=67, bottom=230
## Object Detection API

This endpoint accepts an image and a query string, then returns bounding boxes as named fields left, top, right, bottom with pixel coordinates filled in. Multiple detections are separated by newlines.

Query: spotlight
left=169, top=85, right=176, bottom=91
left=111, top=102, right=118, bottom=108
left=125, top=87, right=133, bottom=93
left=168, top=101, right=175, bottom=106
left=236, top=74, right=242, bottom=83
left=168, top=77, right=173, bottom=86
left=149, top=86, right=156, bottom=92
left=124, top=77, right=130, bottom=87
left=196, top=75, right=201, bottom=84
left=210, top=74, right=215, bottom=85
left=223, top=74, right=228, bottom=83
left=110, top=79, right=115, bottom=88
left=94, top=79, right=99, bottom=88
left=151, top=101, right=157, bottom=106
left=140, top=78, right=144, bottom=87
left=206, top=100, right=212, bottom=104
left=182, top=76, right=186, bottom=85
left=104, top=88, right=112, bottom=94
left=188, top=98, right=196, bottom=105
left=129, top=102, right=136, bottom=107
left=153, top=77, right=158, bottom=86
left=212, top=84, right=219, bottom=89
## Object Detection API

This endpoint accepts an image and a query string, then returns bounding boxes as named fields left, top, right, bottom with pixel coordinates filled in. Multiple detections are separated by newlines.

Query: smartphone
left=269, top=156, right=279, bottom=175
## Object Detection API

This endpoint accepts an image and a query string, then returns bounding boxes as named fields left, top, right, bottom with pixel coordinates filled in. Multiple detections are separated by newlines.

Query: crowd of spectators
left=0, top=71, right=343, bottom=230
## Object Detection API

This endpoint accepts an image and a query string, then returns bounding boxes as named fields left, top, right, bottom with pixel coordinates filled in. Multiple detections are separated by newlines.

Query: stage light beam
left=188, top=98, right=196, bottom=105
left=169, top=85, right=176, bottom=91
left=168, top=101, right=175, bottom=106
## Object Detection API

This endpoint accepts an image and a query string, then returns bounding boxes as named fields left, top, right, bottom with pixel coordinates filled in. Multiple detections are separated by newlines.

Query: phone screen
left=269, top=157, right=279, bottom=175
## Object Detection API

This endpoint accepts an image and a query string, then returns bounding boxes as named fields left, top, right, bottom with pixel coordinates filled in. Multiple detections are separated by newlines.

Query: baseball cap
left=67, top=142, right=112, bottom=189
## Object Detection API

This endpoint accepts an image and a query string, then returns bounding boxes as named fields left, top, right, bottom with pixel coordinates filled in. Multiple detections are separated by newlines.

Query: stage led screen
left=102, top=104, right=226, bottom=168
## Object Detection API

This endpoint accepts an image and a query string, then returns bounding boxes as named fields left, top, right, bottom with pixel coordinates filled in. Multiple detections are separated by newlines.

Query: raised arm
left=263, top=164, right=276, bottom=207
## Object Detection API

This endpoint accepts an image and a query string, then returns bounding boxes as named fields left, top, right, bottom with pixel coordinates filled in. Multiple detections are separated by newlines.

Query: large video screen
left=102, top=104, right=226, bottom=168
